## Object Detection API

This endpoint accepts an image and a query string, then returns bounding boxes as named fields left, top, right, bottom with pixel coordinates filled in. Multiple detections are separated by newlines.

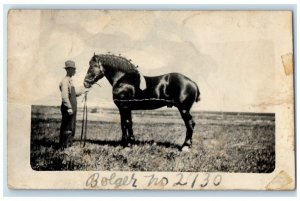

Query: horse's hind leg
left=179, top=108, right=195, bottom=149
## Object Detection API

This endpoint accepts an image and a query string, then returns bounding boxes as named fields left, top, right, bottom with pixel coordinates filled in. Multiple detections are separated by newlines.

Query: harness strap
left=113, top=98, right=176, bottom=103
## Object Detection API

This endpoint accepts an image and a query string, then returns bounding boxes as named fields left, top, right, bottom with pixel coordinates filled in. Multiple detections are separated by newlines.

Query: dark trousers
left=59, top=104, right=77, bottom=148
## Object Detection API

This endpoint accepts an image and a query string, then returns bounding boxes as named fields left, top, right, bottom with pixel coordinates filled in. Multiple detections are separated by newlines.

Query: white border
left=1, top=0, right=299, bottom=199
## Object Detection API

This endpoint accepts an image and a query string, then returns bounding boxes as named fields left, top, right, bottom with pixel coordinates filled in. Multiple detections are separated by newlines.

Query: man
left=59, top=60, right=88, bottom=148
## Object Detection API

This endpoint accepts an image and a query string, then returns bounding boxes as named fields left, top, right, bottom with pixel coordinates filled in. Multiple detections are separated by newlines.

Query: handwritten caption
left=86, top=172, right=222, bottom=189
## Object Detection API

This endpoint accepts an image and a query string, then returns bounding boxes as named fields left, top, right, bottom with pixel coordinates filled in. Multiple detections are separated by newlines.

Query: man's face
left=66, top=68, right=76, bottom=76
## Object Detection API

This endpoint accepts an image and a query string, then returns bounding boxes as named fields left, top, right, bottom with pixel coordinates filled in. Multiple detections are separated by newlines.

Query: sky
left=8, top=10, right=293, bottom=112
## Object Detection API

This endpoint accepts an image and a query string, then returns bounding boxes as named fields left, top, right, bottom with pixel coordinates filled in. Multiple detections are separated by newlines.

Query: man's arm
left=76, top=86, right=89, bottom=97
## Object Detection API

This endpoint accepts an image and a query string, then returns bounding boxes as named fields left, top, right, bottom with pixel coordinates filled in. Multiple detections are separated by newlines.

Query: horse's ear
left=94, top=52, right=96, bottom=56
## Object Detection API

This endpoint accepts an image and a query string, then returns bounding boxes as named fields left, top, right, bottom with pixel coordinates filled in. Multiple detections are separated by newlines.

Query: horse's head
left=84, top=54, right=105, bottom=88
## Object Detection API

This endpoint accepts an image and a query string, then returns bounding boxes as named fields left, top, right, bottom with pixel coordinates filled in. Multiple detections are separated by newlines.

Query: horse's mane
left=96, top=54, right=139, bottom=74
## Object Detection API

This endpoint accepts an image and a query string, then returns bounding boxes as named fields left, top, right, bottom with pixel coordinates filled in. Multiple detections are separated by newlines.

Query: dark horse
left=84, top=53, right=200, bottom=149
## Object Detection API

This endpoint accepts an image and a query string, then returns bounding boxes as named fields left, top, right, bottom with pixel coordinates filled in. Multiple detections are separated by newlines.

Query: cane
left=80, top=92, right=88, bottom=147
left=80, top=84, right=101, bottom=147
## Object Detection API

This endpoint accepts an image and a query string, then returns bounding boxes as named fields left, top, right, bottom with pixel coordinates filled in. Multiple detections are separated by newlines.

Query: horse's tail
left=195, top=83, right=201, bottom=102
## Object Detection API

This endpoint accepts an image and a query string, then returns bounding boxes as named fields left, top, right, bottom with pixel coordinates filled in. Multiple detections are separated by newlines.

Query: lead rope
left=80, top=92, right=88, bottom=147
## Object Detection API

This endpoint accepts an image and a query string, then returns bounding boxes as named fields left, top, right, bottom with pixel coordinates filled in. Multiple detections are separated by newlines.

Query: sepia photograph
left=7, top=10, right=294, bottom=190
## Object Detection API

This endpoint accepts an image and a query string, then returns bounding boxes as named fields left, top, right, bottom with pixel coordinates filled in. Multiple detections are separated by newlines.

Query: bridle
left=95, top=59, right=104, bottom=75
left=84, top=60, right=104, bottom=87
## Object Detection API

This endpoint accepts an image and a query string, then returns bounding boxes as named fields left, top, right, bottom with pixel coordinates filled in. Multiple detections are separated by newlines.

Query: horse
left=83, top=53, right=200, bottom=150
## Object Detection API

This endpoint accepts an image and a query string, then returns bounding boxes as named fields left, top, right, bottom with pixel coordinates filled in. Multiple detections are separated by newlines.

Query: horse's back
left=144, top=73, right=199, bottom=104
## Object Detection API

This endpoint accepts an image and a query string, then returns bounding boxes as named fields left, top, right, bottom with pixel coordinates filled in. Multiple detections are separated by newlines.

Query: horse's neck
left=104, top=68, right=125, bottom=86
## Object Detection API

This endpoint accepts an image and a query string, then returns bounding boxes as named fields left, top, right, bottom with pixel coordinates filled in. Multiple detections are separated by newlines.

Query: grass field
left=30, top=105, right=275, bottom=173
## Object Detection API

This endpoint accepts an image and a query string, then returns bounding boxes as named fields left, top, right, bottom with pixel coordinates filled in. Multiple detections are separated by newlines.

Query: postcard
left=7, top=10, right=295, bottom=190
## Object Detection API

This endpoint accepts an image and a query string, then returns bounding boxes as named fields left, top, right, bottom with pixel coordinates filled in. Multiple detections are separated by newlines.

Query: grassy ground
left=30, top=105, right=275, bottom=173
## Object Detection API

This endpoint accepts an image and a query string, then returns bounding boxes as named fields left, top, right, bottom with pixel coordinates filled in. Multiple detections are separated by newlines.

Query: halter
left=96, top=59, right=104, bottom=74
left=93, top=60, right=104, bottom=87
left=85, top=58, right=104, bottom=87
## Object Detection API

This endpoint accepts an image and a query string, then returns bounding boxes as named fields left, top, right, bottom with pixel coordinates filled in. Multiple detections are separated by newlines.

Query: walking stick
left=84, top=95, right=88, bottom=147
left=80, top=84, right=100, bottom=147
left=80, top=92, right=88, bottom=147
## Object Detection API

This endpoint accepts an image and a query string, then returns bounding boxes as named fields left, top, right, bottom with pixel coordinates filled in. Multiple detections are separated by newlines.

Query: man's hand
left=67, top=108, right=73, bottom=115
left=76, top=87, right=90, bottom=97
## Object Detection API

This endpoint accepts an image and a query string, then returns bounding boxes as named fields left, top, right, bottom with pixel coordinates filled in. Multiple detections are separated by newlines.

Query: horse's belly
left=114, top=99, right=174, bottom=110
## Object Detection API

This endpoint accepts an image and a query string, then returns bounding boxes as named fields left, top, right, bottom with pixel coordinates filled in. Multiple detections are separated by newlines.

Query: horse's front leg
left=119, top=109, right=127, bottom=145
left=126, top=109, right=135, bottom=143
left=119, top=108, right=135, bottom=146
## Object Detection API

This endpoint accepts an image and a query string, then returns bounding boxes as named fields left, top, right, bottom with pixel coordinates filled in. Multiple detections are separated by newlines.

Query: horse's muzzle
left=84, top=81, right=92, bottom=88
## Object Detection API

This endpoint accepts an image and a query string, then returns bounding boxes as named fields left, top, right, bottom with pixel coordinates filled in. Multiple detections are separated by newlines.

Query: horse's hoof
left=124, top=147, right=131, bottom=151
left=129, top=137, right=135, bottom=143
left=182, top=146, right=190, bottom=152
left=122, top=140, right=132, bottom=147
left=121, top=140, right=128, bottom=147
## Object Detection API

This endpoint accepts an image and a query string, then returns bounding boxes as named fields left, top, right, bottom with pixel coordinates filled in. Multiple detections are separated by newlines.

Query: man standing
left=59, top=60, right=87, bottom=148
